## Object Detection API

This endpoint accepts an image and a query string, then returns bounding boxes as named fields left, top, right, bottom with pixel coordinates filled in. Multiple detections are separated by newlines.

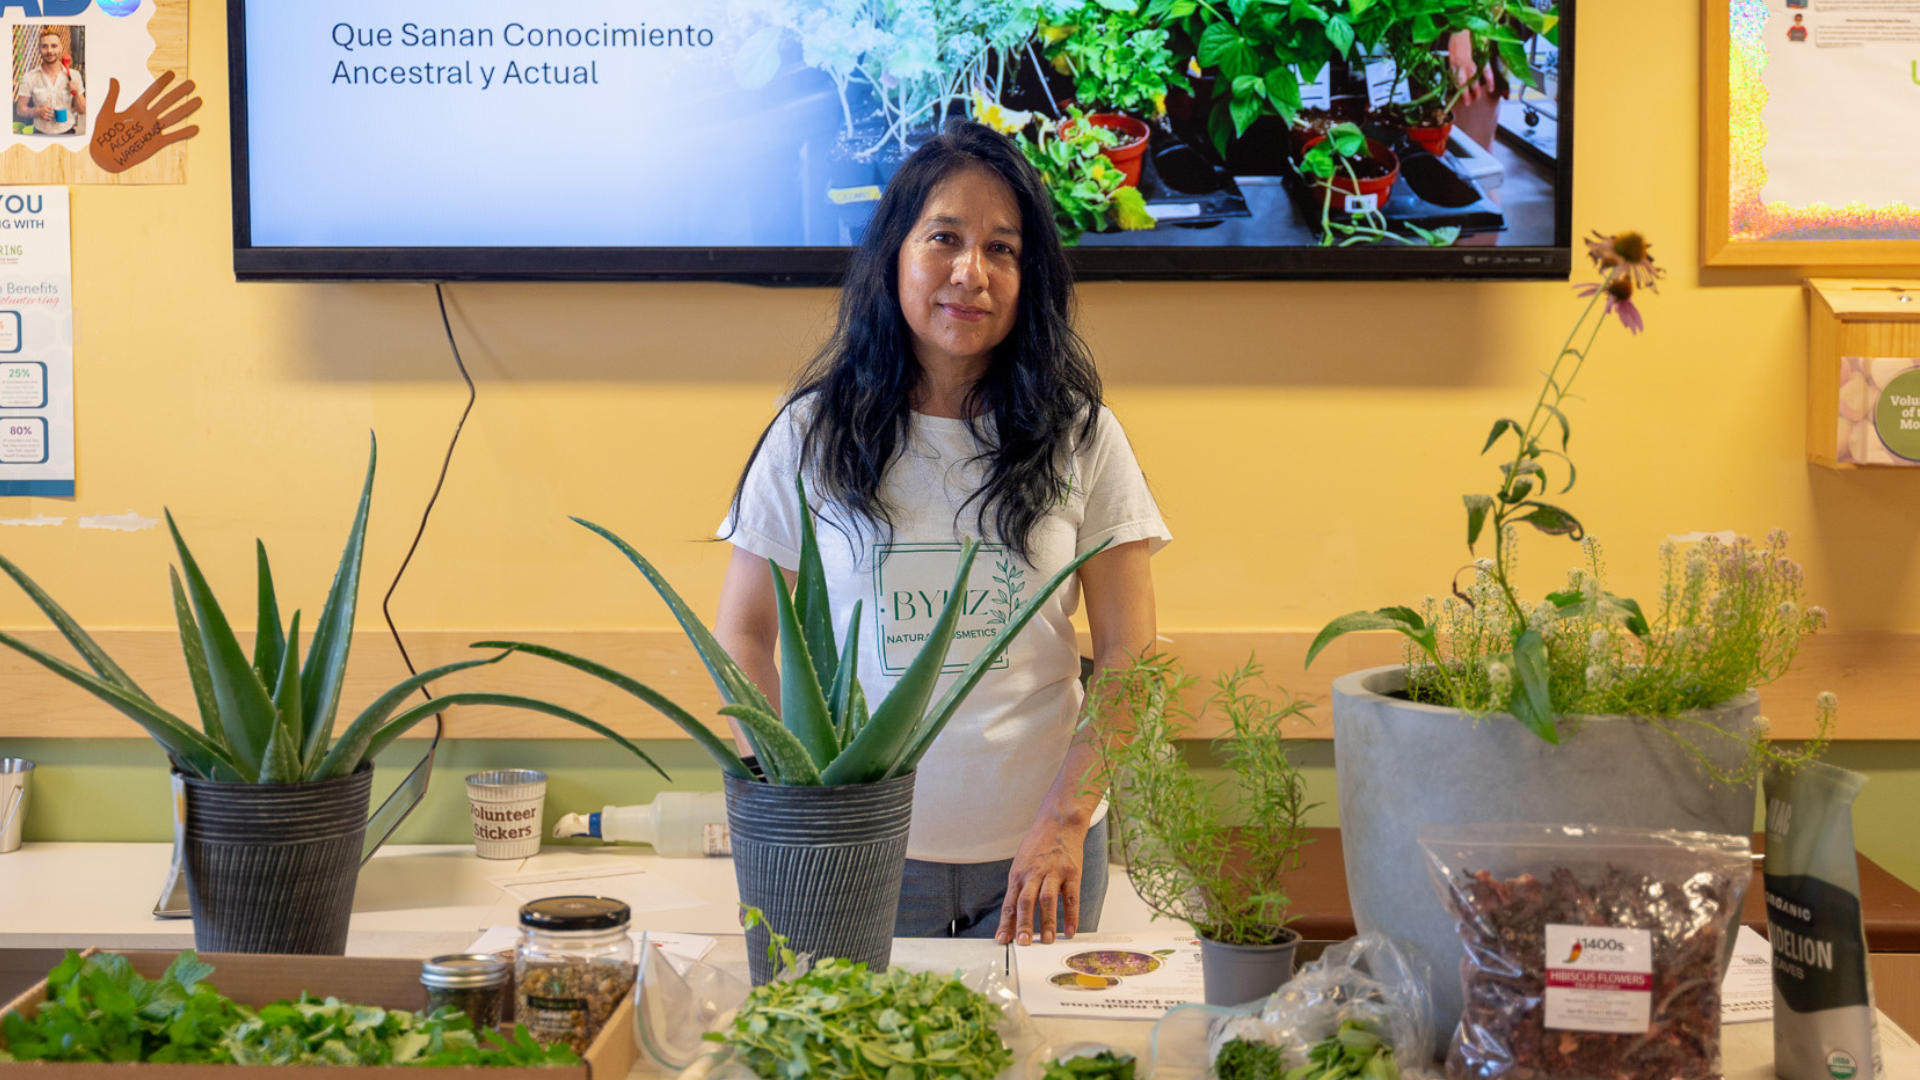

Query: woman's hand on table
left=995, top=810, right=1091, bottom=945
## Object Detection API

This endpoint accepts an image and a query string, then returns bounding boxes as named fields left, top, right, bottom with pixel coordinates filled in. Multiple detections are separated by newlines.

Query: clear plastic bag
left=1147, top=933, right=1440, bottom=1080
left=635, top=936, right=1044, bottom=1080
left=1419, top=824, right=1752, bottom=1080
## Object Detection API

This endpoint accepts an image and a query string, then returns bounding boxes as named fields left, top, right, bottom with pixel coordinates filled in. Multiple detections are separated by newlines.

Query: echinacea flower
left=1575, top=274, right=1645, bottom=334
left=1584, top=230, right=1665, bottom=292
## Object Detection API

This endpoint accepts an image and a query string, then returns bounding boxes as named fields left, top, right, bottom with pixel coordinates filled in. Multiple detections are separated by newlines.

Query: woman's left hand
left=995, top=812, right=1091, bottom=945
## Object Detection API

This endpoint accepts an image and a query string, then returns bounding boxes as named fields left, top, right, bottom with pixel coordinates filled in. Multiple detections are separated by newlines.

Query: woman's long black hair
left=729, top=120, right=1101, bottom=561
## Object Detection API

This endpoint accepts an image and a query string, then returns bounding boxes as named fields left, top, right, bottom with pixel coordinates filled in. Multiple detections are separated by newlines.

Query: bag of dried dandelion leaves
left=1419, top=825, right=1751, bottom=1080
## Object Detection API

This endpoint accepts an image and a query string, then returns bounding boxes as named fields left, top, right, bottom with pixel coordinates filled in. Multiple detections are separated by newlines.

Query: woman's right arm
left=713, top=545, right=793, bottom=755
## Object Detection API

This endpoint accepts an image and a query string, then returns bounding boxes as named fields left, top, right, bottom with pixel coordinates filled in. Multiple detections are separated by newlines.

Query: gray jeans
left=894, top=817, right=1110, bottom=938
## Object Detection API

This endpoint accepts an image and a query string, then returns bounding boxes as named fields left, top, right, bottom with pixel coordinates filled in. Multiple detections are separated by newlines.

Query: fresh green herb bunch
left=709, top=913, right=1013, bottom=1080
left=484, top=475, right=1105, bottom=785
left=0, top=950, right=578, bottom=1067
left=1090, top=656, right=1314, bottom=946
left=1285, top=1020, right=1399, bottom=1080
left=223, top=997, right=576, bottom=1067
left=1043, top=1049, right=1137, bottom=1080
left=1214, top=1038, right=1286, bottom=1080
left=1038, top=0, right=1188, bottom=118
left=0, top=438, right=656, bottom=785
left=1307, top=232, right=1837, bottom=770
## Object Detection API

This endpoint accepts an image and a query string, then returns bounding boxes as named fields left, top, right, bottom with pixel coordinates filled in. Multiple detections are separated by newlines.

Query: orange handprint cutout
left=89, top=70, right=202, bottom=174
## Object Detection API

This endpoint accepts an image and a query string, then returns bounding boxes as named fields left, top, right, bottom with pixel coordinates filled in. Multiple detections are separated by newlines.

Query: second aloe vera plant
left=487, top=475, right=1105, bottom=979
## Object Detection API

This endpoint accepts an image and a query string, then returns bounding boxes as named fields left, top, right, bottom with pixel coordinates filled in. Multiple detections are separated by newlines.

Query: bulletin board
left=1703, top=0, right=1920, bottom=267
left=0, top=0, right=188, bottom=185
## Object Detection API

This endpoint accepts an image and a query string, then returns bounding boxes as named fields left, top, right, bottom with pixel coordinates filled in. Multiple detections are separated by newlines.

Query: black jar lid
left=518, top=895, right=632, bottom=931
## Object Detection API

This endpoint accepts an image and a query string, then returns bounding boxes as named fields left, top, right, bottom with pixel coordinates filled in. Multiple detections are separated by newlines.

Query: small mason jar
left=420, top=953, right=510, bottom=1030
left=514, top=895, right=635, bottom=1054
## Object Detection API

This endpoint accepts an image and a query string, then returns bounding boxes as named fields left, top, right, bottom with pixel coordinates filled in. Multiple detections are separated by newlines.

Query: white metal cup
left=0, top=758, right=34, bottom=853
left=465, top=769, right=546, bottom=859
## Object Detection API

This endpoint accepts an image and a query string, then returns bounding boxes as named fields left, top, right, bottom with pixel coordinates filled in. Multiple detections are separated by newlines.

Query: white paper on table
left=1721, top=924, right=1773, bottom=1025
left=465, top=925, right=717, bottom=976
left=485, top=865, right=710, bottom=915
left=1012, top=934, right=1206, bottom=1019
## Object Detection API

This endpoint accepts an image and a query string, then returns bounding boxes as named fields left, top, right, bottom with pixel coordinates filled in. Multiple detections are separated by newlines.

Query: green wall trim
left=3, top=738, right=1915, bottom=890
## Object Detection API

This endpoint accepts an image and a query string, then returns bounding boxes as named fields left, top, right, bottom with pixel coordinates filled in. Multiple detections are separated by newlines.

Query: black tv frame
left=228, top=0, right=1574, bottom=284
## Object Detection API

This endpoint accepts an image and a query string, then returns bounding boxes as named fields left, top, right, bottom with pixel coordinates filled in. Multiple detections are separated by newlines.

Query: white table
left=3, top=842, right=1917, bottom=1077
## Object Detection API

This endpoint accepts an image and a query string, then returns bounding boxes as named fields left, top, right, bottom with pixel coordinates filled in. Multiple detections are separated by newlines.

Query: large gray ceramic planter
left=1332, top=666, right=1760, bottom=1040
left=726, top=771, right=915, bottom=985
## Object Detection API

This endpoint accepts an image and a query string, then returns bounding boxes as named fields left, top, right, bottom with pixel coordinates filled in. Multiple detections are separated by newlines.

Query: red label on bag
left=1546, top=969, right=1655, bottom=991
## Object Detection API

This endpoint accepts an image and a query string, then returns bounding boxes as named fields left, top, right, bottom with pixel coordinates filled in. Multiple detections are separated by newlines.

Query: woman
left=715, top=121, right=1168, bottom=947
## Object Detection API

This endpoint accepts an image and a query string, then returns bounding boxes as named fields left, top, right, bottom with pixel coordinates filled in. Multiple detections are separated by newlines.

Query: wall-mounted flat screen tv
left=229, top=0, right=1573, bottom=282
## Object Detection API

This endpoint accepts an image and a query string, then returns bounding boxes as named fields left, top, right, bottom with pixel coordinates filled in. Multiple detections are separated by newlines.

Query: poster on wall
left=1706, top=0, right=1920, bottom=266
left=0, top=186, right=72, bottom=497
left=0, top=0, right=191, bottom=185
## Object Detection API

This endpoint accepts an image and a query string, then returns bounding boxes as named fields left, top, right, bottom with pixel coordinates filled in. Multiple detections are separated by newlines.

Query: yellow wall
left=4, top=2, right=1919, bottom=876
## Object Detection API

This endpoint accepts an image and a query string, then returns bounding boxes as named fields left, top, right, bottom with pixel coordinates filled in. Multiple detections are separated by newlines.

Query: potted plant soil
left=0, top=438, right=654, bottom=955
left=1305, top=232, right=1835, bottom=1034
left=1086, top=655, right=1313, bottom=1007
left=1299, top=122, right=1400, bottom=212
left=485, top=476, right=1103, bottom=984
left=1062, top=111, right=1151, bottom=187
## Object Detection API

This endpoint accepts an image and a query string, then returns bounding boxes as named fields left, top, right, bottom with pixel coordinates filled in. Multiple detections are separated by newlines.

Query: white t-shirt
left=722, top=402, right=1171, bottom=862
left=20, top=66, right=82, bottom=135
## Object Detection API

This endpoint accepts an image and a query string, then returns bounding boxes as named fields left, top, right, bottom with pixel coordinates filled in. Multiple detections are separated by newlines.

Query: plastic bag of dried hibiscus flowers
left=1418, top=825, right=1752, bottom=1080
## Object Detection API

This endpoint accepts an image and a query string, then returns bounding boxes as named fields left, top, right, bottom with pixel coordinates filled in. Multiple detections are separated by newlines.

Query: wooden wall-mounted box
left=1807, top=279, right=1920, bottom=468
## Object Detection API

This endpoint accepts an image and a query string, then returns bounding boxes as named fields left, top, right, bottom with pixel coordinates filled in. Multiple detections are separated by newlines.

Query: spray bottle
left=552, top=791, right=729, bottom=857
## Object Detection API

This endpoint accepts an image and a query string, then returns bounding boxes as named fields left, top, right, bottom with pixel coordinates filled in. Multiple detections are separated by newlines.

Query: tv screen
left=229, top=1, right=1573, bottom=282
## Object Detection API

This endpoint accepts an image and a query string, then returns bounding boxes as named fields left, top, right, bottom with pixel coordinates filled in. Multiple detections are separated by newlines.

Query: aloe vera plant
left=0, top=438, right=664, bottom=784
left=481, top=476, right=1107, bottom=786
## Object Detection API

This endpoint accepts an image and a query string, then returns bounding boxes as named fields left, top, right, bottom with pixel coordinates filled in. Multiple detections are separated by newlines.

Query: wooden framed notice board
left=1703, top=0, right=1920, bottom=268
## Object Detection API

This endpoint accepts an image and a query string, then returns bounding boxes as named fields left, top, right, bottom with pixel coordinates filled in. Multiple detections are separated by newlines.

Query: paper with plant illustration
left=1012, top=934, right=1206, bottom=1019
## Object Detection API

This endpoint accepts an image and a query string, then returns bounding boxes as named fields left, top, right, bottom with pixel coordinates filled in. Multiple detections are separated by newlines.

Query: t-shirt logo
left=872, top=542, right=1027, bottom=675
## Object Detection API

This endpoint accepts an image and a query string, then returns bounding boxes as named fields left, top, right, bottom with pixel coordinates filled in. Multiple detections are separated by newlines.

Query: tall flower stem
left=1487, top=268, right=1617, bottom=623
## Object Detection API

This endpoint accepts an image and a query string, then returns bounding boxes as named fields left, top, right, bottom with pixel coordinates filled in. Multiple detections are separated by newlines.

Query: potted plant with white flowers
left=1305, top=231, right=1836, bottom=1034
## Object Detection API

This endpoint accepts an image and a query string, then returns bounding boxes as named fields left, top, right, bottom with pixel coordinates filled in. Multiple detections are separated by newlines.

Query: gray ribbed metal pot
left=1199, top=927, right=1300, bottom=1006
left=725, top=771, right=915, bottom=985
left=1331, top=666, right=1760, bottom=1040
left=182, top=765, right=373, bottom=955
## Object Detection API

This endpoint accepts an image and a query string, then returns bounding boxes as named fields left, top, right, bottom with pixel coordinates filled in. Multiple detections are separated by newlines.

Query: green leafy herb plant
left=1376, top=0, right=1559, bottom=130
left=0, top=950, right=578, bottom=1067
left=482, top=476, right=1106, bottom=786
left=1297, top=122, right=1457, bottom=249
left=1305, top=232, right=1835, bottom=778
left=975, top=97, right=1155, bottom=244
left=0, top=437, right=663, bottom=785
left=703, top=910, right=1016, bottom=1080
left=1038, top=0, right=1188, bottom=119
left=1152, top=0, right=1400, bottom=157
left=1087, top=655, right=1314, bottom=947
